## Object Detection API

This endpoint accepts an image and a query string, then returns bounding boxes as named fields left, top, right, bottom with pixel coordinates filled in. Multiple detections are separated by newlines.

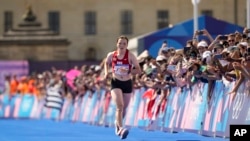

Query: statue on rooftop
left=22, top=5, right=36, bottom=22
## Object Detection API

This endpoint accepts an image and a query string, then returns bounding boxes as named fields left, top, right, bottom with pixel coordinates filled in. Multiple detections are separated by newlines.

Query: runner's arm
left=129, top=52, right=142, bottom=75
left=104, top=52, right=113, bottom=78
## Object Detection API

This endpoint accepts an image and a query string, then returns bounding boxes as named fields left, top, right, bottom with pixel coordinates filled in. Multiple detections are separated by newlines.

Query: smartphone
left=197, top=30, right=204, bottom=35
left=214, top=54, right=223, bottom=59
left=167, top=65, right=176, bottom=71
left=219, top=35, right=228, bottom=40
left=184, top=46, right=191, bottom=54
left=213, top=48, right=217, bottom=53
left=247, top=48, right=250, bottom=55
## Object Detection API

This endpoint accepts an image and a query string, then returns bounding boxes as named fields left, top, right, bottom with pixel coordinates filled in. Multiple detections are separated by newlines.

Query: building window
left=201, top=10, right=213, bottom=17
left=85, top=47, right=96, bottom=60
left=121, top=10, right=133, bottom=35
left=84, top=11, right=96, bottom=35
left=157, top=10, right=169, bottom=29
left=245, top=9, right=247, bottom=27
left=4, top=11, right=13, bottom=32
left=48, top=11, right=60, bottom=33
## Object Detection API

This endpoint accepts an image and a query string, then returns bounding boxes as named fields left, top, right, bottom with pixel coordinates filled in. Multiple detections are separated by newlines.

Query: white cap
left=95, top=66, right=101, bottom=72
left=202, top=51, right=212, bottom=64
left=156, top=55, right=167, bottom=61
left=202, top=51, right=212, bottom=59
left=197, top=41, right=208, bottom=47
left=239, top=42, right=248, bottom=47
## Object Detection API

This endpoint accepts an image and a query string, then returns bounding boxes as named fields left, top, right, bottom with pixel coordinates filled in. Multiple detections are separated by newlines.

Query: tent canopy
left=128, top=15, right=244, bottom=58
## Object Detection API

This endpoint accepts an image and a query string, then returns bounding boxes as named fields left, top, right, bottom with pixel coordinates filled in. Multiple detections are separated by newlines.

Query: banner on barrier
left=1, top=81, right=250, bottom=138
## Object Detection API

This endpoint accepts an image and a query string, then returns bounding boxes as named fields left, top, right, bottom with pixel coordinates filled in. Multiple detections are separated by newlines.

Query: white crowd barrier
left=1, top=79, right=250, bottom=138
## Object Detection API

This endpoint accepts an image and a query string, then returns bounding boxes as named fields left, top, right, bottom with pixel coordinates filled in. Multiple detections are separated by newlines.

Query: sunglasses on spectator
left=228, top=40, right=235, bottom=42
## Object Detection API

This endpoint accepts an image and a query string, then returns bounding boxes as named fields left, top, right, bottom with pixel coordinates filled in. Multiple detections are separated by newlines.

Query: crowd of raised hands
left=128, top=28, right=250, bottom=103
left=3, top=28, right=250, bottom=105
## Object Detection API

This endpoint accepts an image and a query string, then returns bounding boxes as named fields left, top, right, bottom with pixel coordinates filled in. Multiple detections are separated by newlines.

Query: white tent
left=136, top=50, right=149, bottom=63
left=127, top=34, right=151, bottom=57
left=128, top=15, right=244, bottom=58
left=127, top=37, right=139, bottom=56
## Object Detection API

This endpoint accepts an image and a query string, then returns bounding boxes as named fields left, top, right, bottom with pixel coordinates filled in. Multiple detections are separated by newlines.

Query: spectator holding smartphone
left=192, top=29, right=213, bottom=47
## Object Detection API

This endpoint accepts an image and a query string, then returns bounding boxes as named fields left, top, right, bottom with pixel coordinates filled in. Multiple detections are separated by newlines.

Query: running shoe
left=119, top=128, right=129, bottom=140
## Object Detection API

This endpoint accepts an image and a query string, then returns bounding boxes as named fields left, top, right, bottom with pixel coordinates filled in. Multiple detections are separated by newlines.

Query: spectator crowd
left=1, top=28, right=250, bottom=118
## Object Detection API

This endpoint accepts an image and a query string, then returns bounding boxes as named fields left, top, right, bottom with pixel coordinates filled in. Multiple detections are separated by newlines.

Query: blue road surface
left=0, top=119, right=229, bottom=141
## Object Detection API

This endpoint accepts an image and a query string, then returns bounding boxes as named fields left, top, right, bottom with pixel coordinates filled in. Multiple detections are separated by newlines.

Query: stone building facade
left=0, top=6, right=70, bottom=60
left=0, top=0, right=247, bottom=60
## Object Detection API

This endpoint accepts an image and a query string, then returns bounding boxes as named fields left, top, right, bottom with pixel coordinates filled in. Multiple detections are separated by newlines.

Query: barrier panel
left=125, top=88, right=145, bottom=127
left=92, top=89, right=109, bottom=124
left=202, top=80, right=232, bottom=137
left=182, top=83, right=207, bottom=130
left=1, top=79, right=250, bottom=138
left=0, top=94, right=8, bottom=117
left=224, top=81, right=250, bottom=137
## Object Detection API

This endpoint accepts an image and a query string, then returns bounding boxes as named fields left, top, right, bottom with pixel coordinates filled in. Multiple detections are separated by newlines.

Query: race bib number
left=114, top=64, right=129, bottom=75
